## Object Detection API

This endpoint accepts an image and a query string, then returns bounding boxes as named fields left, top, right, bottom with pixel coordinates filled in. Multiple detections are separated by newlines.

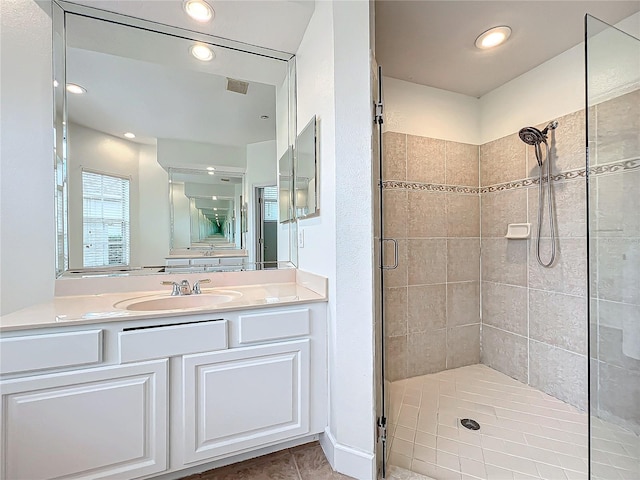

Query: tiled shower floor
left=387, top=364, right=640, bottom=480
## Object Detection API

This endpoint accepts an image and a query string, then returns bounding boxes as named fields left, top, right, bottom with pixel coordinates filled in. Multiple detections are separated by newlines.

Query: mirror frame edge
left=294, top=115, right=319, bottom=221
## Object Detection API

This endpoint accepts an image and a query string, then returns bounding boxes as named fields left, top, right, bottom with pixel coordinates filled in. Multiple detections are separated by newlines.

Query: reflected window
left=82, top=171, right=130, bottom=267
left=55, top=155, right=68, bottom=272
left=263, top=186, right=279, bottom=222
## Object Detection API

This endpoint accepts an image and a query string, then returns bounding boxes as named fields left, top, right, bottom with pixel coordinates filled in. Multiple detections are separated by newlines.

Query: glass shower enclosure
left=586, top=14, right=640, bottom=479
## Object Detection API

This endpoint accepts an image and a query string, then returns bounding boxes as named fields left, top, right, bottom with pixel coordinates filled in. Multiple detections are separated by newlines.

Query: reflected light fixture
left=53, top=80, right=59, bottom=87
left=184, top=0, right=214, bottom=22
left=66, top=83, right=86, bottom=94
left=475, top=26, right=511, bottom=50
left=208, top=171, right=215, bottom=175
left=211, top=196, right=217, bottom=200
left=190, top=43, right=214, bottom=62
left=124, top=132, right=136, bottom=139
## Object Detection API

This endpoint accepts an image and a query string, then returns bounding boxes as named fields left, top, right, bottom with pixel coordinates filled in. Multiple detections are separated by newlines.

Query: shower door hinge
left=374, top=102, right=384, bottom=125
left=377, top=415, right=387, bottom=444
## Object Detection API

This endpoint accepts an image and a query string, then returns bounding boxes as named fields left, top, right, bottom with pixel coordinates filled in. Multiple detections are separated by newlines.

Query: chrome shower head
left=519, top=126, right=546, bottom=146
left=519, top=120, right=558, bottom=146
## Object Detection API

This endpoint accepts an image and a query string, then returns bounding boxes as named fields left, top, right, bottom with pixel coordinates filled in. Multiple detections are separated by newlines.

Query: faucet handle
left=161, top=281, right=180, bottom=296
left=193, top=278, right=211, bottom=294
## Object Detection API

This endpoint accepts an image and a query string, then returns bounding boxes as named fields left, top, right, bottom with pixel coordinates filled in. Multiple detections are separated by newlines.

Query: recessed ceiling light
left=53, top=80, right=59, bottom=87
left=211, top=196, right=217, bottom=200
left=66, top=83, right=86, bottom=94
left=260, top=115, right=270, bottom=120
left=206, top=167, right=215, bottom=171
left=190, top=44, right=214, bottom=62
left=124, top=132, right=136, bottom=139
left=184, top=0, right=214, bottom=22
left=213, top=208, right=218, bottom=211
left=475, top=26, right=511, bottom=50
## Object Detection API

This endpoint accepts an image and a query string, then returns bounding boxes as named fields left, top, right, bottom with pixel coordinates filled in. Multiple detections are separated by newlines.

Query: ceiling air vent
left=226, top=78, right=249, bottom=95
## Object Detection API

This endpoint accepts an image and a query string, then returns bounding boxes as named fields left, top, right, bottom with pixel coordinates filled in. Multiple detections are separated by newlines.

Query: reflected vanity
left=54, top=1, right=298, bottom=277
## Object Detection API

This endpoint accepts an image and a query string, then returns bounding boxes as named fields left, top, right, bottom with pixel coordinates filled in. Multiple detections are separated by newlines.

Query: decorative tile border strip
left=380, top=181, right=479, bottom=194
left=590, top=158, right=640, bottom=176
left=381, top=158, right=640, bottom=193
left=480, top=170, right=587, bottom=193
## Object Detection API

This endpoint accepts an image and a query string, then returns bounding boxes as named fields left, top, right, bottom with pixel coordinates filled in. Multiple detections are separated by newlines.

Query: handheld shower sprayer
left=542, top=120, right=558, bottom=135
left=518, top=120, right=559, bottom=268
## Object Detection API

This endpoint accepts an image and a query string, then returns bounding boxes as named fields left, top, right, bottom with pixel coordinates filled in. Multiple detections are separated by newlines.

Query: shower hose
left=534, top=140, right=556, bottom=267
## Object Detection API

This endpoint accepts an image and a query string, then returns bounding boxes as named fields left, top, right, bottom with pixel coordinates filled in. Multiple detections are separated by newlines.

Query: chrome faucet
left=161, top=279, right=211, bottom=295
left=193, top=279, right=211, bottom=294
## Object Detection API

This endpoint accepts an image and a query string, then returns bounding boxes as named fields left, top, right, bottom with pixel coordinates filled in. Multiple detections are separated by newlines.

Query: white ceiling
left=62, top=2, right=309, bottom=151
left=66, top=46, right=278, bottom=147
left=67, top=0, right=315, bottom=54
left=375, top=1, right=640, bottom=98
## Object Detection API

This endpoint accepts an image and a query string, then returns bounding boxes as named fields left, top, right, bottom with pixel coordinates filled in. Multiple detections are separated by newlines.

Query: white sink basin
left=115, top=290, right=242, bottom=312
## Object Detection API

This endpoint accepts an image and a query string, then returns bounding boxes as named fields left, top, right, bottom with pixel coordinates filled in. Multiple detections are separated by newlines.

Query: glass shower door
left=374, top=64, right=398, bottom=479
left=586, top=14, right=640, bottom=478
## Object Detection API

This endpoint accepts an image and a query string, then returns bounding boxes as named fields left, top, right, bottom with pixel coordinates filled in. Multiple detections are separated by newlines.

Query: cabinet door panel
left=0, top=360, right=167, bottom=480
left=183, top=340, right=309, bottom=463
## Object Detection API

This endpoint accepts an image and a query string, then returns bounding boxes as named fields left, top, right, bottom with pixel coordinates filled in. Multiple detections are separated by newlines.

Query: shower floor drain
left=461, top=418, right=480, bottom=430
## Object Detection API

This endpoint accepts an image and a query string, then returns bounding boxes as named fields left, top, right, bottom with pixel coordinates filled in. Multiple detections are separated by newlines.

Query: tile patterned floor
left=387, top=364, right=640, bottom=480
left=178, top=442, right=351, bottom=479
left=387, top=465, right=435, bottom=479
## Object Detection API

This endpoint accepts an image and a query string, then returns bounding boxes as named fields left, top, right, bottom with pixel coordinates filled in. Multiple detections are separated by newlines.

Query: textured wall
left=382, top=131, right=481, bottom=381
left=383, top=93, right=639, bottom=424
left=479, top=108, right=589, bottom=411
left=1, top=0, right=56, bottom=315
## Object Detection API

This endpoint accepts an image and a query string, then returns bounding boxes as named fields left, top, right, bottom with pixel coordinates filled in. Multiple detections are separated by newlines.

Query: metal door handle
left=380, top=238, right=398, bottom=270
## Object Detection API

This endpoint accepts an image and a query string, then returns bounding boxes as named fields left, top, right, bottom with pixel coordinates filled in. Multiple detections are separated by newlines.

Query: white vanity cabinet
left=0, top=302, right=327, bottom=480
left=0, top=359, right=168, bottom=480
left=182, top=339, right=310, bottom=464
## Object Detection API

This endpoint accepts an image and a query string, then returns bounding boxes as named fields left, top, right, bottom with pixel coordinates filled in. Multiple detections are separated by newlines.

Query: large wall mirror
left=53, top=1, right=297, bottom=277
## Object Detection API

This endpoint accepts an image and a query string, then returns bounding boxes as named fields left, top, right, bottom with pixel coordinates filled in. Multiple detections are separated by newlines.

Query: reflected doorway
left=255, top=186, right=278, bottom=268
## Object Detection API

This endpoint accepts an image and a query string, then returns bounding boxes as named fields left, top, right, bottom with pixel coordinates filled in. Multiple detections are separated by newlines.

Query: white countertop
left=0, top=271, right=327, bottom=332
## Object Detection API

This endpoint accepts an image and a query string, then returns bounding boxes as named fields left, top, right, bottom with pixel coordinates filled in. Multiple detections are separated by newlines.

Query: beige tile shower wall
left=590, top=89, right=640, bottom=432
left=479, top=108, right=589, bottom=411
left=382, top=132, right=480, bottom=382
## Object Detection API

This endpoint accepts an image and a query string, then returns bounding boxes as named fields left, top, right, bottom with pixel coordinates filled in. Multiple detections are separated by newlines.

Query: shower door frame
left=374, top=64, right=398, bottom=479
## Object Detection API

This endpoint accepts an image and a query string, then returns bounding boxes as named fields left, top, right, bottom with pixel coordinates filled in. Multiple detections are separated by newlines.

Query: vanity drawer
left=0, top=330, right=103, bottom=375
left=190, top=258, right=220, bottom=266
left=166, top=258, right=189, bottom=266
left=119, top=319, right=227, bottom=363
left=238, top=309, right=310, bottom=344
left=220, top=258, right=245, bottom=266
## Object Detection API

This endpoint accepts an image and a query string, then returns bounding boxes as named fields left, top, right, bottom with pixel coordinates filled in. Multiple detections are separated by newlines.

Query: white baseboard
left=320, top=428, right=376, bottom=480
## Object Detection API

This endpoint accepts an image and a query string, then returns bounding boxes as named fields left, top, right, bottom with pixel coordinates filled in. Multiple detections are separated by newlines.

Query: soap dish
left=505, top=223, right=531, bottom=239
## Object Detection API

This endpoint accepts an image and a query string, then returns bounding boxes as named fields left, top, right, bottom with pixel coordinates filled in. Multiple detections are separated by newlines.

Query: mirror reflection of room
left=59, top=10, right=293, bottom=276
left=295, top=116, right=318, bottom=219
left=168, top=168, right=242, bottom=251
